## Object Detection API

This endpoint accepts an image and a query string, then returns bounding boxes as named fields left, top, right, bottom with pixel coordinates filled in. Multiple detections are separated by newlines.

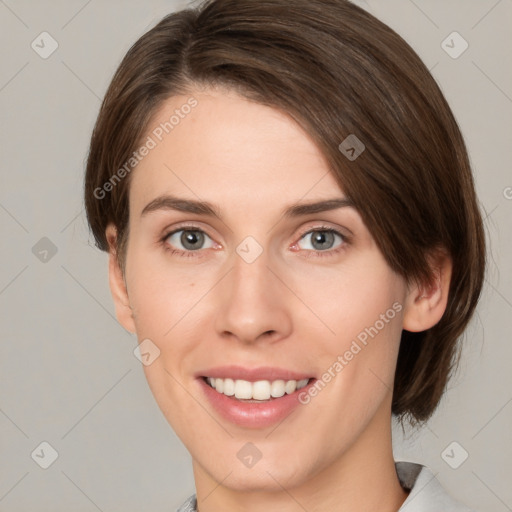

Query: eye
left=164, top=229, right=215, bottom=252
left=297, top=228, right=345, bottom=252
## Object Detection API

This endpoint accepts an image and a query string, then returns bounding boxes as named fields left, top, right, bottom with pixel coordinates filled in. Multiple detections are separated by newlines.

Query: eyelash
left=159, top=224, right=349, bottom=259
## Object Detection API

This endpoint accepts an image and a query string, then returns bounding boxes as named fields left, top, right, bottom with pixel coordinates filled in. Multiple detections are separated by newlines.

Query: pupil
left=181, top=230, right=203, bottom=250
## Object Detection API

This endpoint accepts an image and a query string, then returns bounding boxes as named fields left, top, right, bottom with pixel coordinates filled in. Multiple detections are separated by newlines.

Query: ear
left=105, top=223, right=136, bottom=333
left=402, top=249, right=452, bottom=332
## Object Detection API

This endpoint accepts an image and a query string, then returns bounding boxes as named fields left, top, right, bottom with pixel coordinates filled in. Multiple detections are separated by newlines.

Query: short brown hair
left=84, top=0, right=486, bottom=424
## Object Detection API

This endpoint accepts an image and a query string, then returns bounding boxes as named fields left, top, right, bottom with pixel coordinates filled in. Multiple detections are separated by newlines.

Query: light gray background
left=0, top=0, right=511, bottom=511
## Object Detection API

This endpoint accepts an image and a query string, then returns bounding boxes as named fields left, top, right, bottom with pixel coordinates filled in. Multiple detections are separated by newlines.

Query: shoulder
left=396, top=461, right=476, bottom=512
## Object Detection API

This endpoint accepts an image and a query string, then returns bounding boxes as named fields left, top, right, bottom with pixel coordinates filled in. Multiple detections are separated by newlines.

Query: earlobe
left=402, top=250, right=452, bottom=333
left=106, top=224, right=136, bottom=333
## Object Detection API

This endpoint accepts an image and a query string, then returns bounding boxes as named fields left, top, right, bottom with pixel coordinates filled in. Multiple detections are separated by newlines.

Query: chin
left=197, top=450, right=316, bottom=493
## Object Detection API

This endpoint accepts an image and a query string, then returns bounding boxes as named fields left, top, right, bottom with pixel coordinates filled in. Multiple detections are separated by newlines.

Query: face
left=111, top=87, right=412, bottom=492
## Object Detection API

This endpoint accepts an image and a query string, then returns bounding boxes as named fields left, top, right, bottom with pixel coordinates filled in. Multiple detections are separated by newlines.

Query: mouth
left=195, top=367, right=318, bottom=428
left=201, top=376, right=312, bottom=402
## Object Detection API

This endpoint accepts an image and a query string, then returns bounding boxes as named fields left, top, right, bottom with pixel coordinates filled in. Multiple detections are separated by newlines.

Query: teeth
left=285, top=380, right=297, bottom=394
left=234, top=380, right=252, bottom=399
left=271, top=380, right=286, bottom=398
left=223, top=378, right=235, bottom=396
left=206, top=377, right=310, bottom=400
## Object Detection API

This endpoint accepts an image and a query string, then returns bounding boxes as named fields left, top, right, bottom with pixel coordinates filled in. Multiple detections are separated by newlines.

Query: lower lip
left=197, top=377, right=317, bottom=428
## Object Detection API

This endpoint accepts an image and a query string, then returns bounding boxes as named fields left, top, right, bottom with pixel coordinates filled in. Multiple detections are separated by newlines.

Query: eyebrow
left=140, top=194, right=355, bottom=219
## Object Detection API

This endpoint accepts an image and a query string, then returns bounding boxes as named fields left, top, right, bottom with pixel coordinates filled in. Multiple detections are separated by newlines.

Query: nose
left=214, top=247, right=293, bottom=345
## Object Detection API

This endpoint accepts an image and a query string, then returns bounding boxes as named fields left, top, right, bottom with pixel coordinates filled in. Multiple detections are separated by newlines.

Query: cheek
left=125, top=247, right=209, bottom=337
left=292, top=258, right=405, bottom=400
left=291, top=258, right=403, bottom=343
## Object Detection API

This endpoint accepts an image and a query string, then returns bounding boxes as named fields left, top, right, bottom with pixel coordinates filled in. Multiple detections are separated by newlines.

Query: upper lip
left=196, top=365, right=314, bottom=382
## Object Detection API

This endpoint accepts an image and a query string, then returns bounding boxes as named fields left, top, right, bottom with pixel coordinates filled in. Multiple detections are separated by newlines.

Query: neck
left=191, top=406, right=409, bottom=512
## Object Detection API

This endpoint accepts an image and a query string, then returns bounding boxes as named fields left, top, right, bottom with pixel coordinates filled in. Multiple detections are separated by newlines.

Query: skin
left=106, top=86, right=452, bottom=512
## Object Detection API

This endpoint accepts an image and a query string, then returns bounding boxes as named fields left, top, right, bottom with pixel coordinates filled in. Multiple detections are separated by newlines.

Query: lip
left=196, top=367, right=317, bottom=429
left=195, top=365, right=314, bottom=382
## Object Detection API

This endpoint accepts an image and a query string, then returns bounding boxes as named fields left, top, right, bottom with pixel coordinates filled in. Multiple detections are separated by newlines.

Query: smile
left=203, top=377, right=311, bottom=401
left=196, top=366, right=318, bottom=428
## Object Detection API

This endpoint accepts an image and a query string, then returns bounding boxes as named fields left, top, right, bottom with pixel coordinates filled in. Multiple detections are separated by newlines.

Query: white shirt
left=176, top=461, right=475, bottom=511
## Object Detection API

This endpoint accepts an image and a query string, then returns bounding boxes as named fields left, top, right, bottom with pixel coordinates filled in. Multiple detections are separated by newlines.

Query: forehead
left=128, top=88, right=345, bottom=214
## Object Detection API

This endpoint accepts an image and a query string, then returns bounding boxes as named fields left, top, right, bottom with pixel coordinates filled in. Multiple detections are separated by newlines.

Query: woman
left=84, top=0, right=485, bottom=510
